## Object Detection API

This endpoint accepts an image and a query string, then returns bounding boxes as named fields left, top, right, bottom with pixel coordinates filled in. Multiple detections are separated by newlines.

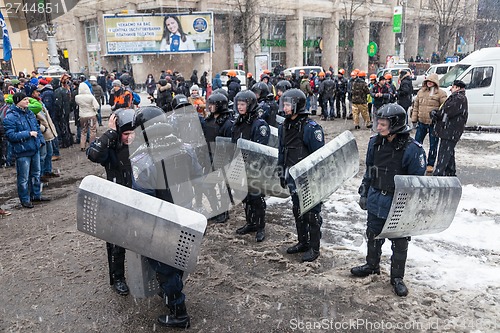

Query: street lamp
left=398, top=0, right=407, bottom=61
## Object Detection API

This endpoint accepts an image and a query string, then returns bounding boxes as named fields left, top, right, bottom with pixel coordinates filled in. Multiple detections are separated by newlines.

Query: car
left=376, top=67, right=414, bottom=89
left=219, top=69, right=247, bottom=90
left=283, top=66, right=323, bottom=78
left=412, top=63, right=455, bottom=93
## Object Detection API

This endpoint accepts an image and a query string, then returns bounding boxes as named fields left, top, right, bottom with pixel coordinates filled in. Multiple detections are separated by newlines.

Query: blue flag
left=0, top=11, right=13, bottom=61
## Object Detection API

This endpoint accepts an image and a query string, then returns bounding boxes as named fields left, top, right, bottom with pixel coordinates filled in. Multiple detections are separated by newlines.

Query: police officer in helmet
left=87, top=108, right=136, bottom=296
left=352, top=103, right=426, bottom=297
left=131, top=105, right=203, bottom=328
left=232, top=90, right=270, bottom=242
left=278, top=89, right=325, bottom=262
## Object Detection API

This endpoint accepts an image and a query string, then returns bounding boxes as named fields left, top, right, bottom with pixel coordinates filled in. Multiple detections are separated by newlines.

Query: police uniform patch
left=419, top=154, right=425, bottom=169
left=314, top=129, right=323, bottom=142
left=259, top=125, right=268, bottom=137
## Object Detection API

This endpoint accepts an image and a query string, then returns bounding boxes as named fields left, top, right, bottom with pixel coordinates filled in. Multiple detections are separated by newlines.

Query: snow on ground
left=462, top=132, right=500, bottom=142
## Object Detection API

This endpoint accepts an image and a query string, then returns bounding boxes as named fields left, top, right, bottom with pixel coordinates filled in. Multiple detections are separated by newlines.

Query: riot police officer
left=351, top=103, right=426, bottom=297
left=251, top=82, right=279, bottom=127
left=131, top=106, right=203, bottom=328
left=204, top=92, right=234, bottom=223
left=275, top=80, right=292, bottom=106
left=277, top=89, right=325, bottom=262
left=232, top=90, right=270, bottom=242
left=87, top=108, right=136, bottom=296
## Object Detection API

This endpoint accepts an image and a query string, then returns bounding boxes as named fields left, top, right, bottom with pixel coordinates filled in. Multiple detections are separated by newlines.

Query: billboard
left=104, top=12, right=213, bottom=55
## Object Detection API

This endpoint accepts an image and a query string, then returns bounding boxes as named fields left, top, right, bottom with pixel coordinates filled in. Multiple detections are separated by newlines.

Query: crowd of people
left=0, top=63, right=469, bottom=327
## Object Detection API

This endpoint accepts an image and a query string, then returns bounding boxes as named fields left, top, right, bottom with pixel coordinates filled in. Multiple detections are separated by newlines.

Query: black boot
left=390, top=238, right=409, bottom=297
left=106, top=243, right=128, bottom=294
left=301, top=212, right=322, bottom=262
left=236, top=203, right=257, bottom=234
left=113, top=279, right=129, bottom=296
left=158, top=295, right=190, bottom=328
left=255, top=212, right=266, bottom=242
left=287, top=206, right=309, bottom=254
left=351, top=230, right=384, bottom=277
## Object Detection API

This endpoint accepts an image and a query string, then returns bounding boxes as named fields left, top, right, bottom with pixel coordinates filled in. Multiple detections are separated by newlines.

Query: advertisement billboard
left=104, top=12, right=213, bottom=55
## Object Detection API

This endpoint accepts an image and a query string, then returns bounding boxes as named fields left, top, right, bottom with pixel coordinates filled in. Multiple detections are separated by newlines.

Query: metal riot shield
left=376, top=175, right=462, bottom=239
left=126, top=251, right=160, bottom=298
left=232, top=138, right=290, bottom=198
left=268, top=125, right=280, bottom=148
left=212, top=137, right=235, bottom=171
left=289, top=131, right=359, bottom=215
left=77, top=175, right=207, bottom=273
left=166, top=104, right=207, bottom=150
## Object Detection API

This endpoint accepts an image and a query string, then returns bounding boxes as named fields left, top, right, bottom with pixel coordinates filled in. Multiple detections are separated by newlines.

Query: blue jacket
left=212, top=74, right=222, bottom=90
left=40, top=85, right=55, bottom=114
left=359, top=134, right=426, bottom=219
left=4, top=105, right=44, bottom=158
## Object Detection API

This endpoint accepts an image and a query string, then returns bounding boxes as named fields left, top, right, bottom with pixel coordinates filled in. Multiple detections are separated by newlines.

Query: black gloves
left=358, top=196, right=367, bottom=210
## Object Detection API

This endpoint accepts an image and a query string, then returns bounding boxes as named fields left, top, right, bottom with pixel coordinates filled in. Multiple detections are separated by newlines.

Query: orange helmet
left=166, top=69, right=173, bottom=75
left=338, top=69, right=345, bottom=75
left=350, top=71, right=357, bottom=77
left=358, top=71, right=367, bottom=78
left=384, top=73, right=393, bottom=80
left=369, top=74, right=377, bottom=80
left=247, top=73, right=253, bottom=78
left=263, top=69, right=271, bottom=74
left=318, top=71, right=326, bottom=78
left=227, top=70, right=237, bottom=77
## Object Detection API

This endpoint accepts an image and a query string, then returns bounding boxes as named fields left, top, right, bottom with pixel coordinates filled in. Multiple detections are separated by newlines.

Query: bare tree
left=475, top=0, right=500, bottom=48
left=233, top=0, right=262, bottom=72
left=429, top=0, right=475, bottom=57
left=337, top=0, right=369, bottom=71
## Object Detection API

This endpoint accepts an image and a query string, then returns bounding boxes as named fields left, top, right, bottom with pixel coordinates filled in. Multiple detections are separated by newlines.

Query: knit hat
left=112, top=79, right=122, bottom=87
left=190, top=84, right=200, bottom=93
left=13, top=92, right=27, bottom=105
left=89, top=75, right=97, bottom=81
left=39, top=79, right=49, bottom=86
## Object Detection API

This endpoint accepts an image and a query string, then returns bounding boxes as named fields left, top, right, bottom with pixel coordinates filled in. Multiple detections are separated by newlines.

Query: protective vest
left=370, top=137, right=410, bottom=192
left=231, top=112, right=259, bottom=143
left=114, top=90, right=133, bottom=108
left=282, top=117, right=309, bottom=168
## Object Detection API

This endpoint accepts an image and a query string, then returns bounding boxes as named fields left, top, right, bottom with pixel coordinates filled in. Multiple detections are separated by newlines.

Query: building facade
left=7, top=0, right=483, bottom=83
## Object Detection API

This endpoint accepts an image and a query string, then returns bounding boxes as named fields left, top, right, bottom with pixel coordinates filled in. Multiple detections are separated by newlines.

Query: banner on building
left=103, top=12, right=213, bottom=55
left=393, top=6, right=402, bottom=33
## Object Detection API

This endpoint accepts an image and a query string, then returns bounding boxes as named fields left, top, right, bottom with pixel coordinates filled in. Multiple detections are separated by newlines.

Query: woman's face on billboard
left=166, top=17, right=179, bottom=34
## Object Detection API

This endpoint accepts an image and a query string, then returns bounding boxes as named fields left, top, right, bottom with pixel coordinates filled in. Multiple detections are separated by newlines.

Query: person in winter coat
left=97, top=71, right=108, bottom=104
left=156, top=79, right=173, bottom=112
left=200, top=71, right=208, bottom=97
left=53, top=76, right=73, bottom=149
left=299, top=70, right=313, bottom=112
left=318, top=72, right=335, bottom=120
left=190, top=69, right=199, bottom=87
left=226, top=71, right=241, bottom=102
left=411, top=73, right=448, bottom=174
left=145, top=74, right=156, bottom=101
left=351, top=71, right=372, bottom=129
left=432, top=80, right=468, bottom=177
left=335, top=69, right=348, bottom=118
left=109, top=80, right=133, bottom=111
left=90, top=76, right=104, bottom=126
left=246, top=73, right=256, bottom=90
left=212, top=73, right=222, bottom=90
left=370, top=76, right=391, bottom=128
left=397, top=70, right=413, bottom=112
left=4, top=92, right=49, bottom=208
left=187, top=84, right=206, bottom=117
left=75, top=82, right=99, bottom=151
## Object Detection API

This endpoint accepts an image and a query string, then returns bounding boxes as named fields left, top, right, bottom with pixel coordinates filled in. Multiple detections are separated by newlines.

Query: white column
left=322, top=11, right=339, bottom=72
left=286, top=9, right=304, bottom=67
left=353, top=16, right=370, bottom=71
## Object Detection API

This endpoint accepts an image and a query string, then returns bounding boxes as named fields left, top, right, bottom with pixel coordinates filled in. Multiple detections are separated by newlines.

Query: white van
left=439, top=47, right=500, bottom=127
left=283, top=66, right=323, bottom=78
left=413, top=63, right=455, bottom=92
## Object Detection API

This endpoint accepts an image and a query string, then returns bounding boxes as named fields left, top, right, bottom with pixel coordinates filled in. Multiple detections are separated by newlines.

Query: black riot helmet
left=251, top=82, right=269, bottom=100
left=376, top=103, right=412, bottom=134
left=207, top=93, right=229, bottom=114
left=114, top=108, right=136, bottom=134
left=234, top=90, right=258, bottom=115
left=213, top=88, right=229, bottom=100
left=275, top=80, right=292, bottom=95
left=280, top=89, right=307, bottom=118
left=132, top=105, right=166, bottom=130
left=171, top=94, right=191, bottom=110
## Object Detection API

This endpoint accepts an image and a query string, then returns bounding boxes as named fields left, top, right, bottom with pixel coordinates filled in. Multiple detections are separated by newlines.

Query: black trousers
left=434, top=138, right=457, bottom=176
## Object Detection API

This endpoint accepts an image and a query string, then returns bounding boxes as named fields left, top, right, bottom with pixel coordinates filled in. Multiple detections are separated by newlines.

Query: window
left=271, top=52, right=286, bottom=70
left=435, top=66, right=450, bottom=75
left=84, top=20, right=98, bottom=44
left=461, top=66, right=494, bottom=89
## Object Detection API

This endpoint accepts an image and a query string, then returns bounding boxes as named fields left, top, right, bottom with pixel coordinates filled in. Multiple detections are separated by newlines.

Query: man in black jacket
left=432, top=80, right=468, bottom=176
left=397, top=70, right=413, bottom=112
left=87, top=108, right=136, bottom=296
